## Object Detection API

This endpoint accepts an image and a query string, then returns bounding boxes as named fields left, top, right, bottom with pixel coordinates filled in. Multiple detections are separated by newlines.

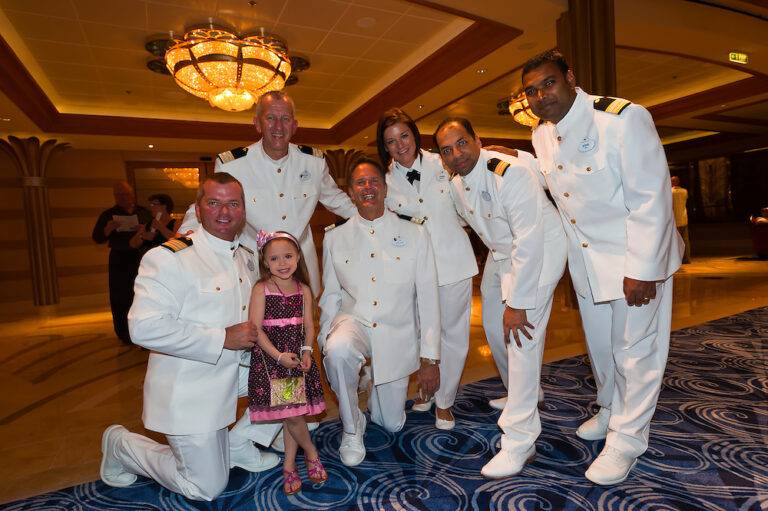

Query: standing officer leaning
left=522, top=49, right=683, bottom=485
left=434, top=118, right=566, bottom=479
left=100, top=174, right=278, bottom=501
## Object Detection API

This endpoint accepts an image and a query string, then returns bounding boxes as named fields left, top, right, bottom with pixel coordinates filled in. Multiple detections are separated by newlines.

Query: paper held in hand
left=113, top=214, right=139, bottom=232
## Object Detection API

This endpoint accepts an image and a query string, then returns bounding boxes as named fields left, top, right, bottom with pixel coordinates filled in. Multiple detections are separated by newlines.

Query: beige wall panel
left=59, top=274, right=108, bottom=298
left=56, top=246, right=110, bottom=267
left=49, top=188, right=114, bottom=208
left=0, top=219, right=29, bottom=240
left=0, top=248, right=30, bottom=270
left=53, top=218, right=104, bottom=238
left=47, top=150, right=127, bottom=179
left=0, top=189, right=23, bottom=209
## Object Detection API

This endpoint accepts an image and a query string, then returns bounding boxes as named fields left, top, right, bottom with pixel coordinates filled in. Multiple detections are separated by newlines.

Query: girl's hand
left=277, top=352, right=299, bottom=369
left=300, top=351, right=312, bottom=372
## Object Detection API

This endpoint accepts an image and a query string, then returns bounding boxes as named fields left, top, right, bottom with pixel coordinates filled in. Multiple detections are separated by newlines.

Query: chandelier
left=497, top=91, right=540, bottom=128
left=163, top=167, right=200, bottom=189
left=154, top=25, right=292, bottom=112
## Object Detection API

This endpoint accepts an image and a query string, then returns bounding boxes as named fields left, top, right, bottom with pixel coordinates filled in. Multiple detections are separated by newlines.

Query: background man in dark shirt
left=92, top=181, right=152, bottom=344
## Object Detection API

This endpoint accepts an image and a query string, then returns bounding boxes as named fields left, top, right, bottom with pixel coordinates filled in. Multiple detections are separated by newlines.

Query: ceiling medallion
left=146, top=24, right=308, bottom=112
left=497, top=90, right=539, bottom=128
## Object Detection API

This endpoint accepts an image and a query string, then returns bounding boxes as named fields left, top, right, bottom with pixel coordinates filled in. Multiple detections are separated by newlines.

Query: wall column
left=0, top=136, right=69, bottom=306
left=556, top=0, right=617, bottom=97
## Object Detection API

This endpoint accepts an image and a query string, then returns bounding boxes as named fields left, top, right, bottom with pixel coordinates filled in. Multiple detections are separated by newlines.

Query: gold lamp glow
left=508, top=91, right=539, bottom=128
left=164, top=26, right=291, bottom=112
left=163, top=167, right=200, bottom=189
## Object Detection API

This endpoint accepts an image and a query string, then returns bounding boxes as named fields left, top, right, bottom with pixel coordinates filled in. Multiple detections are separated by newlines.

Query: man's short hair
left=376, top=108, right=422, bottom=167
left=196, top=172, right=244, bottom=203
left=432, top=117, right=477, bottom=148
left=522, top=49, right=570, bottom=79
left=254, top=90, right=296, bottom=118
left=348, top=157, right=385, bottom=184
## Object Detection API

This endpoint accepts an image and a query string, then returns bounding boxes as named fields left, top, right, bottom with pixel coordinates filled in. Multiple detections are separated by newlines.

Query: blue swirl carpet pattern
left=3, top=307, right=766, bottom=510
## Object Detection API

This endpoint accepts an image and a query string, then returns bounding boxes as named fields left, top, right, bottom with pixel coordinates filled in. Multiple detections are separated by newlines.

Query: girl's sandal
left=306, top=457, right=328, bottom=484
left=283, top=469, right=302, bottom=495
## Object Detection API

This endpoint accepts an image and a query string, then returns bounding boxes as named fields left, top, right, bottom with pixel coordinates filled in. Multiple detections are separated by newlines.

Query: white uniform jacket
left=385, top=150, right=478, bottom=286
left=449, top=149, right=566, bottom=309
left=532, top=88, right=683, bottom=302
left=318, top=210, right=441, bottom=385
left=128, top=229, right=258, bottom=436
left=179, top=141, right=356, bottom=293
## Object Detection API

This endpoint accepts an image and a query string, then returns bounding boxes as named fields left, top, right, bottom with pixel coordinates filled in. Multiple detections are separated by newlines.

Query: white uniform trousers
left=229, top=363, right=284, bottom=448
left=434, top=278, right=473, bottom=409
left=497, top=282, right=557, bottom=454
left=114, top=428, right=229, bottom=501
left=323, top=317, right=409, bottom=434
left=576, top=276, right=673, bottom=458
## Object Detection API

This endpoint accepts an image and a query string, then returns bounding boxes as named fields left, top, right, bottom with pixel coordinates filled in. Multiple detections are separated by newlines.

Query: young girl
left=248, top=230, right=327, bottom=495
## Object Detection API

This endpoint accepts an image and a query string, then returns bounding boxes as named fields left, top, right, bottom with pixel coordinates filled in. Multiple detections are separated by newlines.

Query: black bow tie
left=406, top=169, right=421, bottom=185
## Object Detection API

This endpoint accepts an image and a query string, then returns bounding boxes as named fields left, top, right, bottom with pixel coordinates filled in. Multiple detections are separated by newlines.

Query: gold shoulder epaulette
left=487, top=158, right=509, bottom=177
left=324, top=218, right=349, bottom=232
left=593, top=96, right=632, bottom=115
left=161, top=237, right=193, bottom=253
left=396, top=213, right=425, bottom=225
left=217, top=146, right=248, bottom=164
left=298, top=145, right=324, bottom=158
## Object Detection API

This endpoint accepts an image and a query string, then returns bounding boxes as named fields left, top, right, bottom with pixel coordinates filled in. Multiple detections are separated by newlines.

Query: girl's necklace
left=270, top=277, right=296, bottom=303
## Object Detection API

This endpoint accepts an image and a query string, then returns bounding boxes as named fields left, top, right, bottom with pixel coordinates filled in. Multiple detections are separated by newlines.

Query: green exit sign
left=729, top=52, right=749, bottom=64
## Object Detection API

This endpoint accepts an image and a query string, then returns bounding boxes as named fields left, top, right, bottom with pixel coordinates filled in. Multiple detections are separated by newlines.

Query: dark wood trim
left=0, top=38, right=58, bottom=131
left=330, top=21, right=522, bottom=143
left=695, top=113, right=768, bottom=128
left=616, top=44, right=767, bottom=79
left=0, top=178, right=20, bottom=188
left=53, top=237, right=95, bottom=248
left=664, top=131, right=768, bottom=162
left=647, top=77, right=768, bottom=121
left=0, top=269, right=31, bottom=281
left=45, top=177, right=126, bottom=188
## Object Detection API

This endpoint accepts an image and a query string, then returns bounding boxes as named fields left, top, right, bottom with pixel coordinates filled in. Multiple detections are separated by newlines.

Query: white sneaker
left=489, top=396, right=507, bottom=411
left=230, top=443, right=280, bottom=472
left=100, top=425, right=137, bottom=488
left=411, top=395, right=435, bottom=412
left=585, top=445, right=637, bottom=485
left=339, top=413, right=367, bottom=467
left=576, top=407, right=611, bottom=441
left=481, top=444, right=536, bottom=479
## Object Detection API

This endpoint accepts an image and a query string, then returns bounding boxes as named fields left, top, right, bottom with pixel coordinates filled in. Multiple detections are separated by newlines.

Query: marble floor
left=1, top=256, right=767, bottom=504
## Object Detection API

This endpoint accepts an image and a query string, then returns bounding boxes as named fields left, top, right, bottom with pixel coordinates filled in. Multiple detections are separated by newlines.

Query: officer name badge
left=247, top=259, right=255, bottom=271
left=578, top=137, right=597, bottom=153
left=299, top=169, right=311, bottom=182
left=481, top=190, right=492, bottom=201
left=392, top=235, right=406, bottom=247
left=437, top=172, right=447, bottom=181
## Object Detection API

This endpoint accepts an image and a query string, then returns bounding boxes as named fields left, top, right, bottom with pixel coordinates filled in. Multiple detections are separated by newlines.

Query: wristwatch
left=420, top=357, right=439, bottom=366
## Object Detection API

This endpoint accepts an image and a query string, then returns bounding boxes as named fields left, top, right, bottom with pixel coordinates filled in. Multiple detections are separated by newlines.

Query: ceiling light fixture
left=476, top=68, right=487, bottom=74
left=148, top=144, right=155, bottom=148
left=163, top=167, right=200, bottom=188
left=497, top=90, right=539, bottom=128
left=146, top=22, right=308, bottom=112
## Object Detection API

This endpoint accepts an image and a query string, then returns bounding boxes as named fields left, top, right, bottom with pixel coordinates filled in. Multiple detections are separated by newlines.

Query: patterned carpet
left=3, top=307, right=767, bottom=511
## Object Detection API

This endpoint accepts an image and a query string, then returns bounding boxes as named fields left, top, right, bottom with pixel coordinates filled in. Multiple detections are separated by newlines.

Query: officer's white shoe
left=434, top=409, right=455, bottom=431
left=481, top=444, right=536, bottom=479
left=411, top=396, right=435, bottom=412
left=270, top=422, right=319, bottom=452
left=576, top=407, right=611, bottom=441
left=230, top=443, right=280, bottom=473
left=339, top=413, right=367, bottom=467
left=585, top=446, right=637, bottom=485
left=100, top=425, right=137, bottom=488
left=488, top=396, right=507, bottom=410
